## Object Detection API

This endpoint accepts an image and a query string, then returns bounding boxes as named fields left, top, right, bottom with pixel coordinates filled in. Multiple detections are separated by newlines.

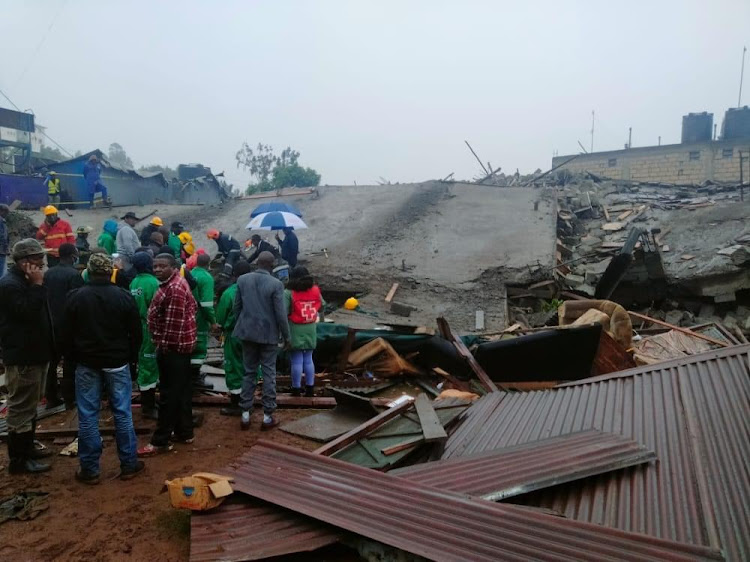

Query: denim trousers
left=239, top=341, right=278, bottom=415
left=75, top=364, right=138, bottom=475
left=0, top=254, right=7, bottom=279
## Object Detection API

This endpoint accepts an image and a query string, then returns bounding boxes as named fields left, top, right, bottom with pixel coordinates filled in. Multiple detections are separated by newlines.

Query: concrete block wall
left=553, top=139, right=750, bottom=184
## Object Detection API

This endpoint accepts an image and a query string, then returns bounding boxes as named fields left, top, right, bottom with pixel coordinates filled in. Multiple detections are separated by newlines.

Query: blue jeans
left=0, top=254, right=6, bottom=279
left=75, top=364, right=138, bottom=475
left=290, top=349, right=315, bottom=388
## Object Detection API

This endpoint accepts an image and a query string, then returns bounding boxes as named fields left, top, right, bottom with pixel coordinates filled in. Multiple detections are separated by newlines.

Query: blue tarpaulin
left=0, top=173, right=47, bottom=208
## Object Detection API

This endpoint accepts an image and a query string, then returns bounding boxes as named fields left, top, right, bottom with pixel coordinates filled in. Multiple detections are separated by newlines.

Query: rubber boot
left=7, top=432, right=23, bottom=473
left=140, top=389, right=159, bottom=420
left=29, top=420, right=53, bottom=459
left=290, top=387, right=302, bottom=397
left=305, top=385, right=315, bottom=398
left=8, top=432, right=50, bottom=474
left=220, top=394, right=242, bottom=417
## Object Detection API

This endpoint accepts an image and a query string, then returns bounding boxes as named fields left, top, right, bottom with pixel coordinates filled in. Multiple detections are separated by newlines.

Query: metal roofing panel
left=393, top=429, right=656, bottom=501
left=189, top=498, right=340, bottom=562
left=227, top=441, right=721, bottom=562
left=443, top=344, right=750, bottom=561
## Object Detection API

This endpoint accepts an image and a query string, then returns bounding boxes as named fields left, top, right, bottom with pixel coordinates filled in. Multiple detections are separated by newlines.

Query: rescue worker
left=190, top=253, right=216, bottom=390
left=246, top=234, right=279, bottom=264
left=276, top=227, right=299, bottom=267
left=45, top=171, right=62, bottom=205
left=178, top=231, right=195, bottom=262
left=140, top=216, right=163, bottom=247
left=82, top=154, right=108, bottom=208
left=97, top=219, right=118, bottom=255
left=169, top=222, right=184, bottom=259
left=130, top=252, right=160, bottom=420
left=215, top=260, right=253, bottom=415
left=36, top=205, right=75, bottom=267
left=75, top=226, right=93, bottom=267
left=0, top=239, right=54, bottom=474
left=206, top=229, right=241, bottom=273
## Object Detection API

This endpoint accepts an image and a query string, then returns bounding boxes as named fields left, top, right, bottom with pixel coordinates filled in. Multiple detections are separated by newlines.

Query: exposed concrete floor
left=21, top=182, right=555, bottom=332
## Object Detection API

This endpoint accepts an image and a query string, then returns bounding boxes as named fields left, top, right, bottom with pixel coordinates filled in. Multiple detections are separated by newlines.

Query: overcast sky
left=2, top=1, right=749, bottom=189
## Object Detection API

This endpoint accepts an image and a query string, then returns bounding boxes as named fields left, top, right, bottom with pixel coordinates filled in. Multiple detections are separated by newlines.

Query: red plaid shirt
left=147, top=270, right=197, bottom=354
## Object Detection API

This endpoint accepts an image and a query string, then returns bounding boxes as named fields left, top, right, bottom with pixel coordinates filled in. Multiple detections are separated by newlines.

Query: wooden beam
left=413, top=394, right=447, bottom=442
left=601, top=204, right=611, bottom=221
left=381, top=437, right=423, bottom=456
left=437, top=317, right=499, bottom=393
left=384, top=283, right=400, bottom=303
left=627, top=311, right=729, bottom=348
left=337, top=328, right=357, bottom=373
left=313, top=399, right=414, bottom=456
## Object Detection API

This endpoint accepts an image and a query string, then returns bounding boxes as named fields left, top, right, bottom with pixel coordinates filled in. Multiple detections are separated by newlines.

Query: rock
left=665, top=310, right=684, bottom=326
left=678, top=311, right=695, bottom=327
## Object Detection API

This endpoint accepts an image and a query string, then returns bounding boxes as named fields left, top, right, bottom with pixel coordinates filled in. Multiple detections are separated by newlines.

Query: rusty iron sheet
left=189, top=497, right=341, bottom=562
left=444, top=344, right=750, bottom=561
left=279, top=389, right=380, bottom=442
left=225, top=441, right=721, bottom=562
left=393, top=429, right=656, bottom=500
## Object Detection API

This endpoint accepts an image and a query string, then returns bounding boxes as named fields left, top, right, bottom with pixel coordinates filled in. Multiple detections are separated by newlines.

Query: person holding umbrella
left=245, top=209, right=306, bottom=268
left=276, top=227, right=299, bottom=268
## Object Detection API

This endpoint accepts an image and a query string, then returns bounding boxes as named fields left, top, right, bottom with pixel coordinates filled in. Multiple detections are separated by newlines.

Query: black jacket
left=62, top=280, right=142, bottom=369
left=216, top=233, right=240, bottom=256
left=140, top=224, right=159, bottom=247
left=0, top=267, right=54, bottom=366
left=247, top=240, right=279, bottom=263
left=44, top=263, right=85, bottom=329
left=279, top=231, right=299, bottom=267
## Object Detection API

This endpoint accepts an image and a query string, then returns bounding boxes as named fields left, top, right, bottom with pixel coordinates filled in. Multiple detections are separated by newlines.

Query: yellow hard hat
left=150, top=216, right=163, bottom=226
left=43, top=205, right=58, bottom=216
left=344, top=297, right=359, bottom=310
left=178, top=232, right=192, bottom=244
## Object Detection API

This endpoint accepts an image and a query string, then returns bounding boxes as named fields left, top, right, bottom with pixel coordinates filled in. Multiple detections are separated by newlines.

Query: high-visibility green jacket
left=191, top=266, right=216, bottom=327
left=130, top=273, right=159, bottom=320
left=216, top=283, right=237, bottom=331
left=97, top=231, right=116, bottom=255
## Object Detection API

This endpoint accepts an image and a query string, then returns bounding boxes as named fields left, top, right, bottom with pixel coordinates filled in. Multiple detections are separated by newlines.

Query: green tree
left=107, top=142, right=133, bottom=169
left=236, top=143, right=320, bottom=195
left=38, top=144, right=67, bottom=161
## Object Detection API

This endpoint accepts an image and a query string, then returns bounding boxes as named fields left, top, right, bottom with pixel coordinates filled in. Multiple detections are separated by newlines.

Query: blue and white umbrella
left=250, top=202, right=303, bottom=218
left=245, top=211, right=308, bottom=231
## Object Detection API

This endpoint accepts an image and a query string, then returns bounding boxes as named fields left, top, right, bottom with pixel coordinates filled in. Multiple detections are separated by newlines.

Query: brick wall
left=552, top=140, right=750, bottom=184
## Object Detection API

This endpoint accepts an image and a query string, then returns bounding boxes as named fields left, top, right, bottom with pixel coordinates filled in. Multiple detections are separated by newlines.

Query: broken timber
left=627, top=311, right=730, bottom=348
left=413, top=393, right=448, bottom=442
left=384, top=283, right=399, bottom=303
left=437, top=316, right=499, bottom=393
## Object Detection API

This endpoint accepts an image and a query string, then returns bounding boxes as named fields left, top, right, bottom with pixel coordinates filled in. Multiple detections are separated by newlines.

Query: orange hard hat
left=206, top=228, right=219, bottom=239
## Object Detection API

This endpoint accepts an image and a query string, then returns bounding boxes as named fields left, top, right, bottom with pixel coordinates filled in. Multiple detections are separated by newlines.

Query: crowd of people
left=0, top=209, right=319, bottom=484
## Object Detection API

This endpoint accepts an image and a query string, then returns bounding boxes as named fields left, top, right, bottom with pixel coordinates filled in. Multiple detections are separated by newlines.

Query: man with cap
left=116, top=211, right=141, bottom=258
left=97, top=219, right=118, bottom=255
left=233, top=251, right=290, bottom=430
left=43, top=243, right=84, bottom=409
left=75, top=226, right=93, bottom=267
left=82, top=154, right=108, bottom=208
left=206, top=229, right=242, bottom=273
left=0, top=239, right=54, bottom=474
left=130, top=252, right=160, bottom=420
left=140, top=216, right=163, bottom=247
left=190, top=253, right=217, bottom=390
left=0, top=204, right=9, bottom=279
left=62, top=252, right=144, bottom=483
left=139, top=253, right=197, bottom=456
left=45, top=171, right=61, bottom=206
left=216, top=260, right=253, bottom=415
left=36, top=205, right=74, bottom=267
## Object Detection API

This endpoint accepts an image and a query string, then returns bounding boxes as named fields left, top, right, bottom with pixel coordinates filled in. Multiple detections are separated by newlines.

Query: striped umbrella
left=245, top=211, right=308, bottom=231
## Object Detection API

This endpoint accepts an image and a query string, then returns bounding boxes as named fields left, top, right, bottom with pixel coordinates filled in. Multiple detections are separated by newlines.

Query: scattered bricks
left=390, top=301, right=416, bottom=317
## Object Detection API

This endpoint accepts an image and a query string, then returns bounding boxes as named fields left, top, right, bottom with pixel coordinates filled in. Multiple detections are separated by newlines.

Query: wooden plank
left=602, top=204, right=611, bottom=221
left=337, top=328, right=357, bottom=372
left=9, top=200, right=22, bottom=211
left=616, top=209, right=633, bottom=221
left=313, top=399, right=414, bottom=456
left=381, top=437, right=423, bottom=456
left=437, top=317, right=499, bottom=393
left=432, top=367, right=471, bottom=393
left=602, top=222, right=625, bottom=231
left=413, top=394, right=447, bottom=442
left=627, top=311, right=729, bottom=348
left=384, top=283, right=399, bottom=303
left=592, top=330, right=637, bottom=376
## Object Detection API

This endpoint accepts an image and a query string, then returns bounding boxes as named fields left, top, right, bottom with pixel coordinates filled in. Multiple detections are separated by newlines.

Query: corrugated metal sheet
left=444, top=344, right=750, bottom=561
left=190, top=498, right=340, bottom=562
left=226, top=441, right=721, bottom=562
left=393, top=429, right=656, bottom=501
left=0, top=173, right=47, bottom=207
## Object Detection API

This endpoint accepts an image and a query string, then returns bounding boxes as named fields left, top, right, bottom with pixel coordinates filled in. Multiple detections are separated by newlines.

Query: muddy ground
left=0, top=406, right=333, bottom=562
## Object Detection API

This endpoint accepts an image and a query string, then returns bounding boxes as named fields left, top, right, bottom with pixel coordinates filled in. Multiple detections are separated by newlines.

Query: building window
left=722, top=148, right=733, bottom=159
left=689, top=151, right=700, bottom=161
left=608, top=158, right=617, bottom=167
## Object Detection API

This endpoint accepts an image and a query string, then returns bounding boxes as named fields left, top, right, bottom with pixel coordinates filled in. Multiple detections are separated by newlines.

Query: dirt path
left=0, top=407, right=319, bottom=562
